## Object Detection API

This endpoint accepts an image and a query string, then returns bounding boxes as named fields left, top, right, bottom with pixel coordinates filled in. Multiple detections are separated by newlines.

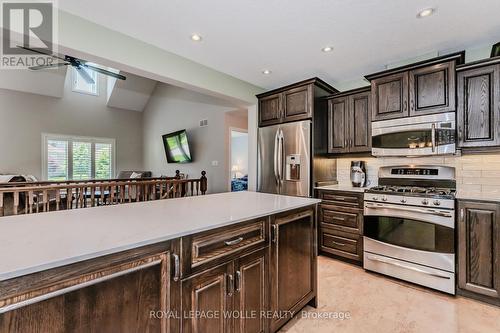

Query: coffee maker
left=351, top=161, right=366, bottom=187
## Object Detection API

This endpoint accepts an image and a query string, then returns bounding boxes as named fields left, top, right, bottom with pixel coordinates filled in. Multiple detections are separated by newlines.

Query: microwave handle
left=431, top=124, right=436, bottom=153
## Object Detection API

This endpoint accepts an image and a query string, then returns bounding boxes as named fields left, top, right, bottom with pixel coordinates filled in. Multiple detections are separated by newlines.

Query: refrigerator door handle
left=273, top=129, right=280, bottom=186
left=278, top=129, right=284, bottom=183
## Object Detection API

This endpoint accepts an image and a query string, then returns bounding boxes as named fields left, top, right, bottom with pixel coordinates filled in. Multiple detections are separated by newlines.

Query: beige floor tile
left=279, top=256, right=500, bottom=333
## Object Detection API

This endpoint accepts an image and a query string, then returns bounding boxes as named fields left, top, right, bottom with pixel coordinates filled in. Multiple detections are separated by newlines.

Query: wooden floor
left=279, top=256, right=500, bottom=333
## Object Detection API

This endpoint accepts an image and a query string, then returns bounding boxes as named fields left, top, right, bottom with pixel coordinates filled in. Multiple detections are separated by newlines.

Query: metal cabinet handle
left=272, top=224, right=279, bottom=243
left=224, top=237, right=243, bottom=246
left=330, top=216, right=346, bottom=221
left=172, top=253, right=180, bottom=282
left=331, top=240, right=346, bottom=247
left=227, top=274, right=234, bottom=296
left=460, top=208, right=464, bottom=220
left=235, top=270, right=241, bottom=292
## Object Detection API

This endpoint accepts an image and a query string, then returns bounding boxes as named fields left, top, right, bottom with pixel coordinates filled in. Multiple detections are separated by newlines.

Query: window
left=72, top=66, right=99, bottom=96
left=43, top=134, right=115, bottom=181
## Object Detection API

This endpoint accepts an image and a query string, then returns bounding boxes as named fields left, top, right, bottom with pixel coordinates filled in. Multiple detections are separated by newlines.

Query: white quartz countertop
left=314, top=184, right=367, bottom=193
left=455, top=191, right=500, bottom=203
left=0, top=191, right=319, bottom=281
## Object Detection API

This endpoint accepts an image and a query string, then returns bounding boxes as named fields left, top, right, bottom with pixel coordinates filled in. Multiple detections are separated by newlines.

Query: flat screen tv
left=162, top=130, right=192, bottom=163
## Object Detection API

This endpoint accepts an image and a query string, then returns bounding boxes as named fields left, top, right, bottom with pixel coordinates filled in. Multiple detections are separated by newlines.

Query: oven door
left=371, top=114, right=456, bottom=157
left=364, top=202, right=455, bottom=266
left=364, top=202, right=454, bottom=251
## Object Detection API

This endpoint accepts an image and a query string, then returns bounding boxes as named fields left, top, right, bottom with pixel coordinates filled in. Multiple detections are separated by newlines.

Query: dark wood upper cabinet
left=371, top=72, right=409, bottom=121
left=458, top=200, right=500, bottom=305
left=349, top=90, right=372, bottom=152
left=258, top=93, right=282, bottom=126
left=282, top=85, right=312, bottom=121
left=327, top=96, right=348, bottom=153
left=366, top=52, right=465, bottom=122
left=457, top=60, right=500, bottom=149
left=270, top=208, right=316, bottom=332
left=409, top=61, right=456, bottom=116
left=257, top=78, right=337, bottom=127
left=327, top=88, right=371, bottom=154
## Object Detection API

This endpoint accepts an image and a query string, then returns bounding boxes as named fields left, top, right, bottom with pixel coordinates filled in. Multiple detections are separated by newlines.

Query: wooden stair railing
left=0, top=171, right=207, bottom=217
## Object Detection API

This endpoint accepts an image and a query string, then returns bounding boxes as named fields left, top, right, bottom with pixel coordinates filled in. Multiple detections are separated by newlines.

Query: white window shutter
left=47, top=139, right=68, bottom=181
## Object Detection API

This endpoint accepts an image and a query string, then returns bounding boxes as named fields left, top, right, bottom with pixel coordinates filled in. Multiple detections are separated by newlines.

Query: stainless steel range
left=363, top=165, right=456, bottom=294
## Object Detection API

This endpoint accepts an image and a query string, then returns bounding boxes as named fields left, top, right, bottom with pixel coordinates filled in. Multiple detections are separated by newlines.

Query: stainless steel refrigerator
left=257, top=120, right=310, bottom=197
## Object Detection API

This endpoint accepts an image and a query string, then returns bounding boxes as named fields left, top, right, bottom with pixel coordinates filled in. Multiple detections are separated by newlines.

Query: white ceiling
left=58, top=0, right=500, bottom=90
left=106, top=72, right=157, bottom=112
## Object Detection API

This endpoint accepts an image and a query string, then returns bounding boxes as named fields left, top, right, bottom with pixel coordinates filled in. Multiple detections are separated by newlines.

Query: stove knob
left=381, top=195, right=388, bottom=202
left=422, top=199, right=429, bottom=205
left=372, top=196, right=379, bottom=201
left=400, top=198, right=407, bottom=203
left=433, top=200, right=441, bottom=206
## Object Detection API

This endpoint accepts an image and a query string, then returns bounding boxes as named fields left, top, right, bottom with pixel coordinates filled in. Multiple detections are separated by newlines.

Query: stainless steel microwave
left=372, top=112, right=456, bottom=157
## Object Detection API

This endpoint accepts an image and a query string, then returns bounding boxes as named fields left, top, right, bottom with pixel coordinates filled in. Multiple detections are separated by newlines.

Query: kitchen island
left=0, top=191, right=319, bottom=332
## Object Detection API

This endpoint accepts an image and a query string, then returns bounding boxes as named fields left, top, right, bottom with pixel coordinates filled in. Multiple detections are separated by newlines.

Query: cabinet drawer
left=191, top=220, right=267, bottom=268
left=321, top=205, right=361, bottom=232
left=318, top=190, right=363, bottom=208
left=320, top=227, right=362, bottom=262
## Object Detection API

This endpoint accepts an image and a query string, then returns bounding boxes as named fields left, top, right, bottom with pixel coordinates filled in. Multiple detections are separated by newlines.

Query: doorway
left=229, top=128, right=248, bottom=192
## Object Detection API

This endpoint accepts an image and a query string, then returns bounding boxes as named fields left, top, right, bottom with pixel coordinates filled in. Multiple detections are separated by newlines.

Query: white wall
left=142, top=83, right=241, bottom=193
left=0, top=72, right=143, bottom=179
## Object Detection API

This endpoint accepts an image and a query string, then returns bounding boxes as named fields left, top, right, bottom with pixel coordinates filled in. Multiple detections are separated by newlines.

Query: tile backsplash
left=336, top=154, right=500, bottom=196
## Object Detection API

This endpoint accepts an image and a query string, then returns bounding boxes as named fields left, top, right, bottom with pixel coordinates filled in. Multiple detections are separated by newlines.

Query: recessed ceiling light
left=262, top=69, right=272, bottom=75
left=322, top=46, right=334, bottom=52
left=191, top=34, right=202, bottom=41
left=417, top=8, right=435, bottom=18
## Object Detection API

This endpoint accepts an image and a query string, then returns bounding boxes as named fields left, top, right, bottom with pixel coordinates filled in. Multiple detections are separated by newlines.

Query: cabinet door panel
left=457, top=65, right=500, bottom=147
left=282, top=85, right=311, bottom=122
left=259, top=94, right=282, bottom=126
left=181, top=263, right=232, bottom=333
left=0, top=253, right=170, bottom=333
left=270, top=209, right=315, bottom=331
left=349, top=91, right=371, bottom=152
left=409, top=61, right=455, bottom=116
left=328, top=97, right=348, bottom=153
left=458, top=201, right=500, bottom=300
left=372, top=72, right=409, bottom=121
left=234, top=249, right=268, bottom=333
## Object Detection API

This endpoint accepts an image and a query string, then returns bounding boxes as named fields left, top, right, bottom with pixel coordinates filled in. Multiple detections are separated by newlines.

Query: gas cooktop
left=365, top=185, right=455, bottom=199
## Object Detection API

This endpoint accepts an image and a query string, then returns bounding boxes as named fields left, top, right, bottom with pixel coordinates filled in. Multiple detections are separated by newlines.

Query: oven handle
left=364, top=203, right=453, bottom=218
left=366, top=255, right=451, bottom=279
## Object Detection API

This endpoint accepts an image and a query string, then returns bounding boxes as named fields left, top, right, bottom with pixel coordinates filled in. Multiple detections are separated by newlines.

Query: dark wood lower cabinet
left=316, top=190, right=364, bottom=264
left=0, top=246, right=171, bottom=333
left=181, top=263, right=233, bottom=333
left=234, top=249, right=268, bottom=333
left=458, top=200, right=500, bottom=306
left=0, top=206, right=317, bottom=332
left=270, top=208, right=316, bottom=332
